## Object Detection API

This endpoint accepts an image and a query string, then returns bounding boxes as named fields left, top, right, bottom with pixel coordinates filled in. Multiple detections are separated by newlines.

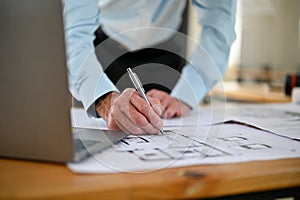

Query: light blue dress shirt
left=63, top=0, right=236, bottom=116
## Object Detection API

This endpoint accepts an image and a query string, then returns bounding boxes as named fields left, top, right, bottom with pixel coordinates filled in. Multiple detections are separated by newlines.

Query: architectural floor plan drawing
left=112, top=131, right=230, bottom=162
left=68, top=123, right=300, bottom=174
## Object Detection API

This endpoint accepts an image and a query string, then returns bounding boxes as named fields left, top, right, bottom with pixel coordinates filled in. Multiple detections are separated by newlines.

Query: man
left=63, top=0, right=236, bottom=134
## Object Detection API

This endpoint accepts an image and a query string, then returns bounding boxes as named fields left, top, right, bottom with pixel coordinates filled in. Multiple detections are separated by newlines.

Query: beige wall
left=188, top=0, right=300, bottom=82
left=240, top=0, right=300, bottom=73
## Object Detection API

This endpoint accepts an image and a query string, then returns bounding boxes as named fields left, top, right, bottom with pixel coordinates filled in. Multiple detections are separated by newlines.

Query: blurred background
left=188, top=0, right=300, bottom=102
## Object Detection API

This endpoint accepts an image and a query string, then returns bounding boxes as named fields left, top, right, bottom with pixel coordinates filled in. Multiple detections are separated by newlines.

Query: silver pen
left=127, top=68, right=164, bottom=135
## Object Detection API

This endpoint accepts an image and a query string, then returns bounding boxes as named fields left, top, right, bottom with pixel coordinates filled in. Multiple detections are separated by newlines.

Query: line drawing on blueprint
left=111, top=125, right=297, bottom=163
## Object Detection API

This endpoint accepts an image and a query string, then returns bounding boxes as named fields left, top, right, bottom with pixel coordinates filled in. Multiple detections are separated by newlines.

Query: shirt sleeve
left=62, top=0, right=118, bottom=117
left=170, top=0, right=237, bottom=109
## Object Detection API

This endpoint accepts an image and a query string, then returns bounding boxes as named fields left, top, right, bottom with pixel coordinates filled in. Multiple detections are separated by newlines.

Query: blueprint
left=68, top=123, right=300, bottom=174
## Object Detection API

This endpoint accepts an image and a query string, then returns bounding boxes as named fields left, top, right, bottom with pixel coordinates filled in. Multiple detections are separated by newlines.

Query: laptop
left=0, top=0, right=127, bottom=163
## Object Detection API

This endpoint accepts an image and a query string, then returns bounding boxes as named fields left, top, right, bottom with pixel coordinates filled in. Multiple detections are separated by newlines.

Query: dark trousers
left=93, top=27, right=187, bottom=93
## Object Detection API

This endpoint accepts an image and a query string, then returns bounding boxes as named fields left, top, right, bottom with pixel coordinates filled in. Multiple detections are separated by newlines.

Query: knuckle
left=123, top=88, right=135, bottom=95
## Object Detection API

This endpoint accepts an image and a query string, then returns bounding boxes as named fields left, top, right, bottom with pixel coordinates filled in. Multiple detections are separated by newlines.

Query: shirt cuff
left=170, top=65, right=207, bottom=109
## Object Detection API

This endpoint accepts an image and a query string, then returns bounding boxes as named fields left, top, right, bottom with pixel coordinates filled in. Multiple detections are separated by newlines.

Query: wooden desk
left=211, top=82, right=291, bottom=103
left=1, top=158, right=300, bottom=199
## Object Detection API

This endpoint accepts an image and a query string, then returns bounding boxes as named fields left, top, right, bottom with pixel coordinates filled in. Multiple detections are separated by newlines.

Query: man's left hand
left=147, top=89, right=191, bottom=119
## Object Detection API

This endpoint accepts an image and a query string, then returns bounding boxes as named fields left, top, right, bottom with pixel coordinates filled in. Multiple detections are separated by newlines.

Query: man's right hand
left=95, top=89, right=163, bottom=134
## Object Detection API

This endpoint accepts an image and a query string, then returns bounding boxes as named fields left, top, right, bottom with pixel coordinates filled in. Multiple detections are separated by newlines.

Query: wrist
left=95, top=92, right=118, bottom=121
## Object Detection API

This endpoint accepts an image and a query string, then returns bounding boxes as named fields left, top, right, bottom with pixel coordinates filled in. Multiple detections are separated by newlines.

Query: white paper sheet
left=71, top=103, right=300, bottom=140
left=68, top=124, right=300, bottom=174
left=71, top=108, right=108, bottom=130
left=224, top=103, right=300, bottom=140
left=71, top=108, right=224, bottom=130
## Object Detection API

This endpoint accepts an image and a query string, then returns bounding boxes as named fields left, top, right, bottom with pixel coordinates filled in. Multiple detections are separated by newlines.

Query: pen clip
left=132, top=73, right=144, bottom=91
left=127, top=68, right=144, bottom=91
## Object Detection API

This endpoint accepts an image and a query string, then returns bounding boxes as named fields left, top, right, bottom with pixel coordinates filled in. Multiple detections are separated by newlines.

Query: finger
left=107, top=117, right=121, bottom=131
left=146, top=89, right=171, bottom=114
left=148, top=97, right=162, bottom=116
left=163, top=99, right=181, bottom=118
left=115, top=116, right=145, bottom=135
left=130, top=93, right=163, bottom=130
left=163, top=103, right=178, bottom=119
left=127, top=103, right=160, bottom=134
left=179, top=102, right=191, bottom=116
left=122, top=103, right=160, bottom=134
left=112, top=94, right=160, bottom=134
left=106, top=89, right=141, bottom=134
left=163, top=100, right=192, bottom=118
left=106, top=106, right=124, bottom=131
left=121, top=88, right=137, bottom=101
left=159, top=96, right=171, bottom=111
left=109, top=103, right=147, bottom=134
left=111, top=88, right=159, bottom=134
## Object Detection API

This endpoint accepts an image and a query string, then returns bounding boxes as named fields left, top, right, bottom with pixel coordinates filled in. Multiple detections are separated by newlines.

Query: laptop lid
left=0, top=0, right=128, bottom=163
left=0, top=0, right=75, bottom=162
